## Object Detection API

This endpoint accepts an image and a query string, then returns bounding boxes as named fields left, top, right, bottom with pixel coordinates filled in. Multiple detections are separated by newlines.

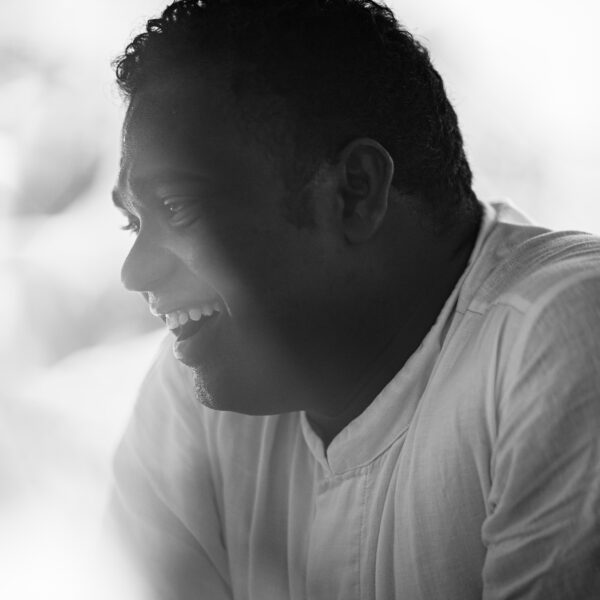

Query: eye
left=162, top=196, right=200, bottom=227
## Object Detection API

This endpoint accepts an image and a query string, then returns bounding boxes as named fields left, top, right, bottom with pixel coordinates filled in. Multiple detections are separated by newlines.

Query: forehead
left=114, top=77, right=288, bottom=213
left=120, top=81, right=234, bottom=176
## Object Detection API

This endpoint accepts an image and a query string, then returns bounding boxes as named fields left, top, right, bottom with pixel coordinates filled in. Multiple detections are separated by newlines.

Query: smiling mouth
left=171, top=312, right=220, bottom=341
left=158, top=302, right=223, bottom=340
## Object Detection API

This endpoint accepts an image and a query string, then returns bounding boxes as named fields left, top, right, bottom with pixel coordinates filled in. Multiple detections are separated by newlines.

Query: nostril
left=121, top=268, right=166, bottom=292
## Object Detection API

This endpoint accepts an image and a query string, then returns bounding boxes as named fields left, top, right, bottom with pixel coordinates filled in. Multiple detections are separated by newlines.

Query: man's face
left=115, top=81, right=358, bottom=414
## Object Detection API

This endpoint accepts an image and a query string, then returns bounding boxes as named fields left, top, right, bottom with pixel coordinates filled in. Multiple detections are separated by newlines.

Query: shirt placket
left=305, top=466, right=366, bottom=600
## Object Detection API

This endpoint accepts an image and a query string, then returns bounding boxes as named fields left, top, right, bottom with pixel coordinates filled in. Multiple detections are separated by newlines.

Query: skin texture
left=115, top=77, right=479, bottom=447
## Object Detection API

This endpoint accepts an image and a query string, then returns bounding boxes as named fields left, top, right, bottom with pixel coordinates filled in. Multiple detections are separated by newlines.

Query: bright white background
left=0, top=1, right=599, bottom=597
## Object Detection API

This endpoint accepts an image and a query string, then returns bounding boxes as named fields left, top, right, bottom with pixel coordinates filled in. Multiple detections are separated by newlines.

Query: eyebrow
left=112, top=169, right=212, bottom=210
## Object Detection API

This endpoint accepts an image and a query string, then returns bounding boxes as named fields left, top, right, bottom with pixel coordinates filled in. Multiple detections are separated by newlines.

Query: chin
left=184, top=314, right=309, bottom=415
left=191, top=360, right=300, bottom=416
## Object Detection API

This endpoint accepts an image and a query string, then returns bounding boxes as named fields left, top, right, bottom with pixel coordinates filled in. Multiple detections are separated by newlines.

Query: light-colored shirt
left=110, top=201, right=600, bottom=599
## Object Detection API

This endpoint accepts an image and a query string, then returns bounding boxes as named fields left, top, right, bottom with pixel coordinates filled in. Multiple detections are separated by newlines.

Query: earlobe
left=336, top=138, right=394, bottom=244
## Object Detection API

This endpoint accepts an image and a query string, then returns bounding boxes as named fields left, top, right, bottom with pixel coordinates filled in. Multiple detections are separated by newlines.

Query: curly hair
left=114, top=0, right=479, bottom=231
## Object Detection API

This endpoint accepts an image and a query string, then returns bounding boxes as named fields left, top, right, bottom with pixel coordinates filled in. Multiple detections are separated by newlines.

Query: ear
left=335, top=138, right=394, bottom=244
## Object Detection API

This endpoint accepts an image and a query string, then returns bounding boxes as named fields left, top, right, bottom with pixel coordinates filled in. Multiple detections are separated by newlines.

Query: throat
left=305, top=337, right=409, bottom=449
left=305, top=247, right=476, bottom=449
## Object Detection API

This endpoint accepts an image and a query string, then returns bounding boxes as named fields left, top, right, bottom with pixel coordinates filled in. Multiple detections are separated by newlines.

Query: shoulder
left=470, top=227, right=600, bottom=316
left=481, top=273, right=600, bottom=598
left=468, top=229, right=600, bottom=458
left=472, top=226, right=600, bottom=390
left=448, top=214, right=600, bottom=424
left=497, top=269, right=600, bottom=421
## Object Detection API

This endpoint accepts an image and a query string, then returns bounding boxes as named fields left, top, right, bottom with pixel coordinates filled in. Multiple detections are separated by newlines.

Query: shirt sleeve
left=482, top=273, right=600, bottom=599
left=106, top=337, right=232, bottom=600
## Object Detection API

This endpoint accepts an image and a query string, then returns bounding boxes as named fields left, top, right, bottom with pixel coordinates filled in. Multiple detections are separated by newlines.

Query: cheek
left=180, top=199, right=338, bottom=320
left=179, top=217, right=291, bottom=308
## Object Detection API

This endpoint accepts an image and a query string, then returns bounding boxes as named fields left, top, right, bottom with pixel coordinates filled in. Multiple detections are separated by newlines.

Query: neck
left=306, top=217, right=480, bottom=449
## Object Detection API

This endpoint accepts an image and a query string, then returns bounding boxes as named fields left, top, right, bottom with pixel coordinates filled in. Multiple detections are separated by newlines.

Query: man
left=108, top=1, right=600, bottom=598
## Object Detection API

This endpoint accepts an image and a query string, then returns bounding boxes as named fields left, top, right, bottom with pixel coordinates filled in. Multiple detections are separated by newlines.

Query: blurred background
left=0, top=0, right=598, bottom=597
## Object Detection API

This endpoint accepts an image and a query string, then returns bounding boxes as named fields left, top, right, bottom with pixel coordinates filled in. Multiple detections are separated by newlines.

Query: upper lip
left=148, top=298, right=223, bottom=317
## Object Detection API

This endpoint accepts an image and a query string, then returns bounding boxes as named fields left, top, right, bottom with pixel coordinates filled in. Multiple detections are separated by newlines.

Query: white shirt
left=110, top=201, right=600, bottom=599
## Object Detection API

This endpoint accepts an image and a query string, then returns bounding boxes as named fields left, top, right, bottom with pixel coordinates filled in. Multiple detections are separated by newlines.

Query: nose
left=121, top=231, right=176, bottom=292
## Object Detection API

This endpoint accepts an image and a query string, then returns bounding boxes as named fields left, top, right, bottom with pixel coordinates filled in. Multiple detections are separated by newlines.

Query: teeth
left=163, top=302, right=221, bottom=329
left=189, top=308, right=202, bottom=321
left=165, top=313, right=179, bottom=330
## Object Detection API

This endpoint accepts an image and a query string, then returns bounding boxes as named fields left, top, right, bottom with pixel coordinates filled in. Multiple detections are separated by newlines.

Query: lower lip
left=172, top=312, right=223, bottom=366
